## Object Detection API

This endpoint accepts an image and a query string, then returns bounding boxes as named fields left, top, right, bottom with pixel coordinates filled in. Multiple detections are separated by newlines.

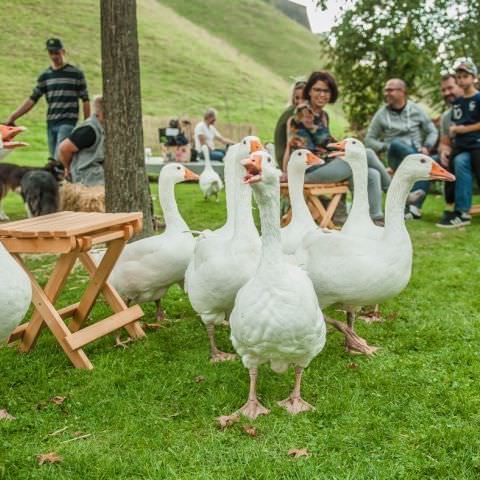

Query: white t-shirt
left=194, top=121, right=219, bottom=151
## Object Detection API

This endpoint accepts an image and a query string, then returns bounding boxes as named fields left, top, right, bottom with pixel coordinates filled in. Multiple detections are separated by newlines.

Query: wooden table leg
left=78, top=251, right=146, bottom=339
left=322, top=193, right=342, bottom=229
left=14, top=255, right=92, bottom=369
left=15, top=252, right=78, bottom=352
left=69, top=238, right=126, bottom=332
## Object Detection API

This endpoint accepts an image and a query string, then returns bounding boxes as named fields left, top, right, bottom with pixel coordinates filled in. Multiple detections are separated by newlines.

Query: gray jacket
left=365, top=100, right=438, bottom=153
left=70, top=114, right=105, bottom=187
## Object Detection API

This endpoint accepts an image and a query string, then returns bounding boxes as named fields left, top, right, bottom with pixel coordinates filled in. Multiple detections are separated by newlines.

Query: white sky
left=289, top=0, right=353, bottom=34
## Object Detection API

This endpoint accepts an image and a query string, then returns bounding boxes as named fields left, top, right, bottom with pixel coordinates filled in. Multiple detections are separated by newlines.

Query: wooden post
left=100, top=0, right=154, bottom=239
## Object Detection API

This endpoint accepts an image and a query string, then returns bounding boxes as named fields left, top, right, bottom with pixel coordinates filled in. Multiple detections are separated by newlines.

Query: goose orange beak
left=2, top=141, right=29, bottom=150
left=183, top=167, right=199, bottom=181
left=326, top=140, right=347, bottom=157
left=429, top=161, right=455, bottom=182
left=0, top=125, right=27, bottom=141
left=306, top=152, right=324, bottom=166
left=249, top=139, right=262, bottom=153
left=241, top=152, right=262, bottom=184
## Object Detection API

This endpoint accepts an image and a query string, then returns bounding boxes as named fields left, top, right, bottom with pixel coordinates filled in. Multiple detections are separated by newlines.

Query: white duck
left=107, top=163, right=198, bottom=321
left=229, top=150, right=326, bottom=419
left=0, top=242, right=32, bottom=343
left=199, top=145, right=223, bottom=202
left=296, top=154, right=455, bottom=354
left=281, top=149, right=324, bottom=255
left=185, top=136, right=262, bottom=362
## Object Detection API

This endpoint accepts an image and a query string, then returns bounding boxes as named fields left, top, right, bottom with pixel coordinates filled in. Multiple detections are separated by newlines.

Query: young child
left=437, top=59, right=480, bottom=228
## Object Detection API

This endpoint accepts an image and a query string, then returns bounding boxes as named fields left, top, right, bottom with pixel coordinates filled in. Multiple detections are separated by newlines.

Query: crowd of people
left=3, top=37, right=479, bottom=229
left=275, top=61, right=480, bottom=228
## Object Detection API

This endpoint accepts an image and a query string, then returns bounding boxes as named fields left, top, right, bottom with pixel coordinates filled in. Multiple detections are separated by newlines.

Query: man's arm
left=364, top=110, right=387, bottom=153
left=215, top=132, right=235, bottom=145
left=438, top=135, right=452, bottom=167
left=4, top=98, right=36, bottom=125
left=57, top=138, right=79, bottom=175
left=450, top=123, right=480, bottom=135
left=197, top=134, right=207, bottom=147
left=83, top=100, right=91, bottom=119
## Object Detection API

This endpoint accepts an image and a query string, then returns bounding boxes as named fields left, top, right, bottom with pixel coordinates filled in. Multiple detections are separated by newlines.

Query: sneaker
left=404, top=205, right=421, bottom=220
left=436, top=211, right=471, bottom=228
left=461, top=212, right=472, bottom=221
left=373, top=217, right=385, bottom=227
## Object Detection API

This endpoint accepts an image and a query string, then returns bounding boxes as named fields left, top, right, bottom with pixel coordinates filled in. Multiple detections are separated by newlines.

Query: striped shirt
left=30, top=64, right=89, bottom=124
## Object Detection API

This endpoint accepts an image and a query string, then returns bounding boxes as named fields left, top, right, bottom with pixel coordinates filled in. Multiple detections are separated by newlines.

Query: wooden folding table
left=280, top=181, right=350, bottom=229
left=0, top=211, right=146, bottom=369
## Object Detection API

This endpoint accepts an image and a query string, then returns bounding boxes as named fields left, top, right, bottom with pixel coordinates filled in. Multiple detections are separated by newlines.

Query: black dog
left=0, top=159, right=64, bottom=220
left=20, top=170, right=60, bottom=217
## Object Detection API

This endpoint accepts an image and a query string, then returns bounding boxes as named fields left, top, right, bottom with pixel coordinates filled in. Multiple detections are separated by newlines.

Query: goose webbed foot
left=237, top=368, right=270, bottom=419
left=358, top=304, right=384, bottom=323
left=326, top=317, right=378, bottom=356
left=278, top=367, right=314, bottom=414
left=211, top=350, right=237, bottom=363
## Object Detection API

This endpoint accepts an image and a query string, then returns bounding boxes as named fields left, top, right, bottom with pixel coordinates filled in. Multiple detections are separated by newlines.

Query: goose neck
left=384, top=172, right=411, bottom=238
left=288, top=164, right=312, bottom=225
left=159, top=179, right=188, bottom=231
left=347, top=156, right=370, bottom=221
left=254, top=182, right=283, bottom=265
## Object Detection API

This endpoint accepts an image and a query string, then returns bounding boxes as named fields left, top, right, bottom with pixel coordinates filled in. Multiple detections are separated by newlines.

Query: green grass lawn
left=1, top=182, right=480, bottom=479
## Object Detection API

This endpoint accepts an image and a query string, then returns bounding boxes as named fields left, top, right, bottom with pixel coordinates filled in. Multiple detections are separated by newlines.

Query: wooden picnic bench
left=1, top=211, right=146, bottom=370
left=280, top=181, right=350, bottom=229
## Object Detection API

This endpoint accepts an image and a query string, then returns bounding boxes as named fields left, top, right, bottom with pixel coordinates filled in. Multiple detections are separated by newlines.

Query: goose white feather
left=185, top=136, right=262, bottom=362
left=0, top=242, right=32, bottom=343
left=198, top=145, right=223, bottom=202
left=106, top=163, right=198, bottom=318
left=229, top=150, right=326, bottom=419
left=296, top=154, right=455, bottom=354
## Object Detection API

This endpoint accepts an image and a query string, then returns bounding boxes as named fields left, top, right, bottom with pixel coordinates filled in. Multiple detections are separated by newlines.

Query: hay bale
left=59, top=182, right=105, bottom=212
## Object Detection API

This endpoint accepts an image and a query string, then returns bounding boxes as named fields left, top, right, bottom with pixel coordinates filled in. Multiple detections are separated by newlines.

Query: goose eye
left=420, top=158, right=426, bottom=164
left=243, top=140, right=246, bottom=145
left=267, top=158, right=271, bottom=163
left=297, top=152, right=301, bottom=156
left=352, top=141, right=356, bottom=144
left=177, top=166, right=181, bottom=170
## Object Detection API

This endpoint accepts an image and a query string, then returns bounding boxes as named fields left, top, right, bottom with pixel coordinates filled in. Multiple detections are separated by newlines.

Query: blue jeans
left=198, top=148, right=226, bottom=161
left=452, top=151, right=473, bottom=213
left=387, top=139, right=429, bottom=208
left=47, top=122, right=75, bottom=158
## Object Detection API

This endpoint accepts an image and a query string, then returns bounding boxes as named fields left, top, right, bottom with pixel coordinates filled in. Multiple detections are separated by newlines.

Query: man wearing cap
left=437, top=59, right=480, bottom=228
left=4, top=38, right=90, bottom=158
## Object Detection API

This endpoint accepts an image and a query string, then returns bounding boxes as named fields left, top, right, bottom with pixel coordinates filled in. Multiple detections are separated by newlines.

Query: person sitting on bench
left=194, top=108, right=234, bottom=161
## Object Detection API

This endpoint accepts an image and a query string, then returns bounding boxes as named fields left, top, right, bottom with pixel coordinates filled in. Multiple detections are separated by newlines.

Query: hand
left=280, top=172, right=288, bottom=183
left=450, top=124, right=466, bottom=135
left=439, top=150, right=450, bottom=168
left=419, top=146, right=430, bottom=155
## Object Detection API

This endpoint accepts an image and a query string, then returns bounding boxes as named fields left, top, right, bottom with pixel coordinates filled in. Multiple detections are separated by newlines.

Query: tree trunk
left=100, top=0, right=154, bottom=238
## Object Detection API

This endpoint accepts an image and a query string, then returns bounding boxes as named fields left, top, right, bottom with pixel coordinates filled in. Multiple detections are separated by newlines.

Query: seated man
left=365, top=78, right=438, bottom=219
left=58, top=95, right=104, bottom=186
left=194, top=108, right=234, bottom=161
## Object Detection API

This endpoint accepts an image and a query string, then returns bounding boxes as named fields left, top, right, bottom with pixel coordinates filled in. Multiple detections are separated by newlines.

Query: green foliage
left=325, top=0, right=480, bottom=130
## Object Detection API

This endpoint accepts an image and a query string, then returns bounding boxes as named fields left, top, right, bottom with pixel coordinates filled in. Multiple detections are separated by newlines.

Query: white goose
left=0, top=242, right=32, bottom=343
left=185, top=136, right=262, bottom=362
left=296, top=154, right=455, bottom=354
left=281, top=149, right=323, bottom=255
left=230, top=150, right=326, bottom=419
left=199, top=145, right=223, bottom=202
left=107, top=163, right=198, bottom=321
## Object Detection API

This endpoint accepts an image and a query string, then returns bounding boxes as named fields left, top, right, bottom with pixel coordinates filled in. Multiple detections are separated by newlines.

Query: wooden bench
left=280, top=182, right=350, bottom=229
left=1, top=211, right=146, bottom=369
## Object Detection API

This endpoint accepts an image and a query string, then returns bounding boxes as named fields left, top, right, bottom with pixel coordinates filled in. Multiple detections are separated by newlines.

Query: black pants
left=444, top=148, right=480, bottom=205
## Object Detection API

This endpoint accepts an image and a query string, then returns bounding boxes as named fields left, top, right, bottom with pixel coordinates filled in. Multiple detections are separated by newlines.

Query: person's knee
left=367, top=168, right=381, bottom=187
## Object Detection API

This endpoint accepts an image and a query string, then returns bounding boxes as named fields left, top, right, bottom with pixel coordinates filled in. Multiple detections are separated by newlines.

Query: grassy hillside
left=0, top=0, right=345, bottom=165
